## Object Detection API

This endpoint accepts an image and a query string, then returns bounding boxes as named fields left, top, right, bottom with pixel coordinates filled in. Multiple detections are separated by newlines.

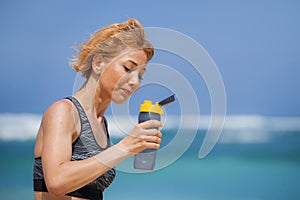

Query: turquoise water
left=1, top=129, right=300, bottom=200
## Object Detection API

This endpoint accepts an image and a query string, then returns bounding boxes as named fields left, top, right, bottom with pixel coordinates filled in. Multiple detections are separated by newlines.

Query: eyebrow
left=128, top=60, right=138, bottom=66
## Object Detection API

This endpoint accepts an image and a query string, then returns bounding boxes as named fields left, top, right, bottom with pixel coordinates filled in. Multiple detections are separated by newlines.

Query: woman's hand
left=116, top=120, right=163, bottom=155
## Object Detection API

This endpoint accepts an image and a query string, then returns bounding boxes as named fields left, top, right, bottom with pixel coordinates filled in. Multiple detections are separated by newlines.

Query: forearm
left=45, top=144, right=129, bottom=197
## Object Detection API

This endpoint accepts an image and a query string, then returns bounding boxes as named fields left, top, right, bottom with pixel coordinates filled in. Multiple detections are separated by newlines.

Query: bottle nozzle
left=158, top=94, right=175, bottom=106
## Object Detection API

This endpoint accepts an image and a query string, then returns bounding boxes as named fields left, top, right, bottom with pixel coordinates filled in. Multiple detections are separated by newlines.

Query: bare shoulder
left=41, top=99, right=77, bottom=131
left=45, top=99, right=73, bottom=115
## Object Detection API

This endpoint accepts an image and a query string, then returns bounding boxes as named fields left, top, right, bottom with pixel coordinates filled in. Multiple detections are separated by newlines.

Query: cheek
left=116, top=74, right=129, bottom=86
left=101, top=68, right=124, bottom=90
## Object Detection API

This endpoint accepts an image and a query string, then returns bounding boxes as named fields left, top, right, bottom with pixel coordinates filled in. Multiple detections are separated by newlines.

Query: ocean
left=0, top=114, right=300, bottom=200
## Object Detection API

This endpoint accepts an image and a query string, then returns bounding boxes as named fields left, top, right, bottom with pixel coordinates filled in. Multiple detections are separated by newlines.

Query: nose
left=128, top=72, right=140, bottom=87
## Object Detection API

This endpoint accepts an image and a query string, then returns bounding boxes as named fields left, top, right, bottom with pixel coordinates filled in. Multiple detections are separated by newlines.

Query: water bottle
left=134, top=95, right=175, bottom=171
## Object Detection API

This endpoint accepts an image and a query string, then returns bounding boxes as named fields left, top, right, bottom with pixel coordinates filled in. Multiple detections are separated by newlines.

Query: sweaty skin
left=34, top=50, right=163, bottom=199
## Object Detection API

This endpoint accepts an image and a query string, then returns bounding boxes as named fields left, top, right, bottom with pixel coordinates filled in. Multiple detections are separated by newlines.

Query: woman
left=33, top=18, right=163, bottom=200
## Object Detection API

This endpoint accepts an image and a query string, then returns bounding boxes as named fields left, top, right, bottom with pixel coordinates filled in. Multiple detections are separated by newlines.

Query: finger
left=138, top=120, right=163, bottom=129
left=157, top=131, right=162, bottom=138
left=144, top=143, right=160, bottom=150
left=144, top=129, right=162, bottom=138
left=142, top=135, right=161, bottom=144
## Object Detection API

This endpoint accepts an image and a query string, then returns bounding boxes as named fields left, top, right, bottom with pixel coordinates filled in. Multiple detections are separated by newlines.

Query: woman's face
left=99, top=50, right=148, bottom=104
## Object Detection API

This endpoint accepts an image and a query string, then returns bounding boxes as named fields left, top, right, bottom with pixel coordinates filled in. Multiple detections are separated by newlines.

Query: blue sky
left=0, top=0, right=299, bottom=116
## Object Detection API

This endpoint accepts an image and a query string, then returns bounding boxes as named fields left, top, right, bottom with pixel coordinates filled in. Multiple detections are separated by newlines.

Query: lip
left=121, top=88, right=132, bottom=96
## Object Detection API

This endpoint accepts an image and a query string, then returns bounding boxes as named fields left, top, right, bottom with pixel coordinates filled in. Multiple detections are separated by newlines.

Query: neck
left=73, top=74, right=111, bottom=118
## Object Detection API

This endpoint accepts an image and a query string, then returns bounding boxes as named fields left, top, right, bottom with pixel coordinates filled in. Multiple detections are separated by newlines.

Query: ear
left=92, top=53, right=105, bottom=75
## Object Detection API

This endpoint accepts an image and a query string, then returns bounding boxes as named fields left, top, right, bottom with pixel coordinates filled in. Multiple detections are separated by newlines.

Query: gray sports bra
left=33, top=96, right=116, bottom=200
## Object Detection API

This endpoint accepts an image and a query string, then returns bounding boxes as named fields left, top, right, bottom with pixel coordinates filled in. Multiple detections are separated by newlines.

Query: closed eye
left=124, top=65, right=144, bottom=81
left=123, top=65, right=131, bottom=72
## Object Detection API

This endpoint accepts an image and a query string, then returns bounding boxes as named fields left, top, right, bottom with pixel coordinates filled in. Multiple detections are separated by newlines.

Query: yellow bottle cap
left=139, top=100, right=164, bottom=115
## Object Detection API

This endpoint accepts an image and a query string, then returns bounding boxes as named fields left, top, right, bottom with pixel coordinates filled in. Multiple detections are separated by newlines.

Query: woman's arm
left=41, top=100, right=162, bottom=197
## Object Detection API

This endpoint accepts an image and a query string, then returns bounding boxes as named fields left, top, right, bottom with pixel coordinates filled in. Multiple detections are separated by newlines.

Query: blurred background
left=0, top=0, right=300, bottom=199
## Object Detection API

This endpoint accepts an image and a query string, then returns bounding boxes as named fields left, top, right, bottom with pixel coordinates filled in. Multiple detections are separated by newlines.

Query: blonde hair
left=70, top=18, right=154, bottom=79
